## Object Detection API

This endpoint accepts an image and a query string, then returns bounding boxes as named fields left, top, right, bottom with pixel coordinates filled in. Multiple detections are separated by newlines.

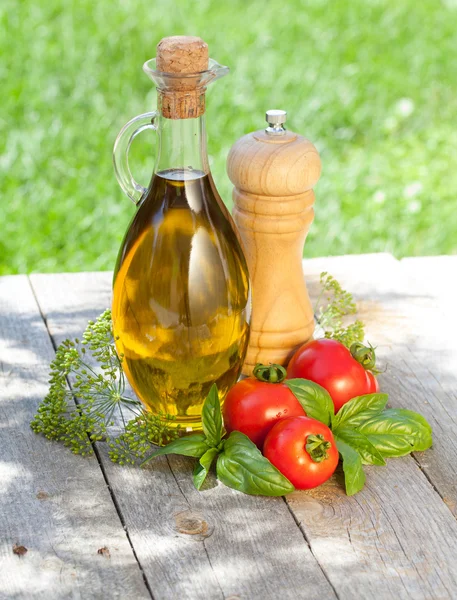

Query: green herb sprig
left=315, top=272, right=365, bottom=348
left=31, top=310, right=180, bottom=463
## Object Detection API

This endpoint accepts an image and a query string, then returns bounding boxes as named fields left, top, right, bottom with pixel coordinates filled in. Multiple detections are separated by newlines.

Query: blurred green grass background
left=2, top=0, right=457, bottom=274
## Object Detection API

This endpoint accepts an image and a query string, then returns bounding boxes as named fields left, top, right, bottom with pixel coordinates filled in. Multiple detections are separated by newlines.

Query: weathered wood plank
left=399, top=255, right=457, bottom=510
left=282, top=253, right=457, bottom=599
left=0, top=275, right=150, bottom=600
left=30, top=272, right=337, bottom=600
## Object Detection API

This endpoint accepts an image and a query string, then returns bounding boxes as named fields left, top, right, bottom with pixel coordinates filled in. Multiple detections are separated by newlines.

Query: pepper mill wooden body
left=227, top=110, right=321, bottom=375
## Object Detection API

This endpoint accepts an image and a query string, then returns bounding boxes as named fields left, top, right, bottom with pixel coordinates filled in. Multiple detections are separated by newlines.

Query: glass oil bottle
left=112, top=36, right=250, bottom=432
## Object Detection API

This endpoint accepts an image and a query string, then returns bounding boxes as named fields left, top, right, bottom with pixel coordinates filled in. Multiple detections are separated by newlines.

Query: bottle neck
left=154, top=112, right=209, bottom=176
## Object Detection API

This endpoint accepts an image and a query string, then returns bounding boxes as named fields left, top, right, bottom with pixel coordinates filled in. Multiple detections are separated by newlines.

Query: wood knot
left=13, top=544, right=28, bottom=557
left=174, top=510, right=213, bottom=540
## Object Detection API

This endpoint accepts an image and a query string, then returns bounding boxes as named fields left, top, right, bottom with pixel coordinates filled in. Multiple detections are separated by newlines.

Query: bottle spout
left=143, top=58, right=229, bottom=89
left=206, top=59, right=230, bottom=84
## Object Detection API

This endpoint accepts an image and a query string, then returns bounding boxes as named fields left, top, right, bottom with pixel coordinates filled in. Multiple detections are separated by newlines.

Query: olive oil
left=112, top=169, right=250, bottom=429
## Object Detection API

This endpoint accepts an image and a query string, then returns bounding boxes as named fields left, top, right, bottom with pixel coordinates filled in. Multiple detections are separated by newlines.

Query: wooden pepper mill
left=227, top=110, right=321, bottom=375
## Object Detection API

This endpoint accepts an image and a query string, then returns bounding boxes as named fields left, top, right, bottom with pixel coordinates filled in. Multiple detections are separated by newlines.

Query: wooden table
left=1, top=253, right=457, bottom=600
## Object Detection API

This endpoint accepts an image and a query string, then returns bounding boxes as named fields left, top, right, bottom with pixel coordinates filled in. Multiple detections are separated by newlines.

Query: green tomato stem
left=350, top=342, right=377, bottom=371
left=306, top=434, right=332, bottom=463
left=253, top=363, right=287, bottom=384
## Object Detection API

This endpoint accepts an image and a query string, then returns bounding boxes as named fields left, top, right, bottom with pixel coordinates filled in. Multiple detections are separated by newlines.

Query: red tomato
left=287, top=339, right=379, bottom=412
left=366, top=371, right=379, bottom=394
left=223, top=364, right=306, bottom=448
left=263, top=416, right=339, bottom=489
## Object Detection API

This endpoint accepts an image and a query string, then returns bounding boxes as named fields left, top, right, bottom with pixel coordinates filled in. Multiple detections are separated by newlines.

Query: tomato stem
left=350, top=342, right=377, bottom=371
left=305, top=434, right=332, bottom=463
left=253, top=363, right=287, bottom=384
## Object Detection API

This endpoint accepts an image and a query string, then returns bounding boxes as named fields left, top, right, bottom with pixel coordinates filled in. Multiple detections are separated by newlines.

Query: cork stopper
left=156, top=36, right=209, bottom=74
left=156, top=36, right=209, bottom=119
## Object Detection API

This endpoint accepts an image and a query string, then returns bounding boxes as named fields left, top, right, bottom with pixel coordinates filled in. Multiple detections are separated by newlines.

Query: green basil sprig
left=286, top=382, right=433, bottom=496
left=141, top=384, right=294, bottom=496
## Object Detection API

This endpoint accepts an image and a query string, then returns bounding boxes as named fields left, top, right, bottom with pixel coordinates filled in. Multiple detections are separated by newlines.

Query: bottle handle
left=113, top=111, right=158, bottom=205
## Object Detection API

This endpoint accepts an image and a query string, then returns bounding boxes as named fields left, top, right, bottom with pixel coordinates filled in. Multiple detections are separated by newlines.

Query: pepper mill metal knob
left=265, top=109, right=287, bottom=134
left=227, top=109, right=321, bottom=375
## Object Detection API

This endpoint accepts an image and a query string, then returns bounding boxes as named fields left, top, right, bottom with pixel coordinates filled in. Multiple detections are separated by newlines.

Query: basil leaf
left=286, top=379, right=334, bottom=426
left=335, top=427, right=386, bottom=466
left=193, top=447, right=220, bottom=490
left=356, top=408, right=433, bottom=456
left=216, top=431, right=294, bottom=496
left=333, top=393, right=389, bottom=430
left=202, top=384, right=223, bottom=447
left=141, top=434, right=208, bottom=465
left=336, top=438, right=366, bottom=496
